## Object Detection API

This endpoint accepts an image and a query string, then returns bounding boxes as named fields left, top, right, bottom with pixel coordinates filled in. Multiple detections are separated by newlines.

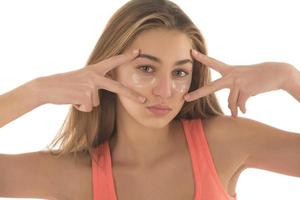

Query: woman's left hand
left=184, top=49, right=295, bottom=118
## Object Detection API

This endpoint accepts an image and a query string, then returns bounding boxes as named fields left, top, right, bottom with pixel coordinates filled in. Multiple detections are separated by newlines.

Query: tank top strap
left=92, top=142, right=117, bottom=200
left=180, top=118, right=237, bottom=200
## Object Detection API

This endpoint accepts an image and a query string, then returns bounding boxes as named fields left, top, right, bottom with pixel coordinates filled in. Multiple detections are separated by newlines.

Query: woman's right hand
left=34, top=49, right=146, bottom=112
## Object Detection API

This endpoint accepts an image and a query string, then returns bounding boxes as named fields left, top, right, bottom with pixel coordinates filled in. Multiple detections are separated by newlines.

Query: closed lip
left=147, top=104, right=172, bottom=110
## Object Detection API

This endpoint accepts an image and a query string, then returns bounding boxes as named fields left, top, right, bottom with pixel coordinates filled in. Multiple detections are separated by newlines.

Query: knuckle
left=83, top=68, right=95, bottom=77
left=116, top=82, right=124, bottom=91
left=233, top=78, right=241, bottom=87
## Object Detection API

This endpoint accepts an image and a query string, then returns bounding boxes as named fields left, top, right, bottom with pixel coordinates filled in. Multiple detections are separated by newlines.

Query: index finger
left=191, top=49, right=230, bottom=75
left=184, top=76, right=230, bottom=101
left=91, top=49, right=140, bottom=75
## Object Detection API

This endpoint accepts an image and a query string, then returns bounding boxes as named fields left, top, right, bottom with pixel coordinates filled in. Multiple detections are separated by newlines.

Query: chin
left=137, top=118, right=173, bottom=129
left=137, top=109, right=179, bottom=128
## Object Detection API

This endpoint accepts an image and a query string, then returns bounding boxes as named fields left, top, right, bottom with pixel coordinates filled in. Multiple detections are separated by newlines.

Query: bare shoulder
left=201, top=115, right=243, bottom=146
left=201, top=115, right=253, bottom=194
left=201, top=114, right=290, bottom=170
left=202, top=114, right=263, bottom=145
left=0, top=150, right=92, bottom=200
left=201, top=115, right=267, bottom=160
left=43, top=150, right=93, bottom=200
left=202, top=114, right=289, bottom=152
left=202, top=114, right=300, bottom=178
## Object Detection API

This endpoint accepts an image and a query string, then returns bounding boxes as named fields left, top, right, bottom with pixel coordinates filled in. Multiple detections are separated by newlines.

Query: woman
left=0, top=0, right=299, bottom=199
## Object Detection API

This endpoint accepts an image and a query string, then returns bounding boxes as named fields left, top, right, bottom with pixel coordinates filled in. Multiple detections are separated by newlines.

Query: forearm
left=282, top=64, right=300, bottom=102
left=0, top=79, right=43, bottom=128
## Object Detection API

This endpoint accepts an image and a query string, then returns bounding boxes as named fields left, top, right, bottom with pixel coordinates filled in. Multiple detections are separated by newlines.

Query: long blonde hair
left=46, top=0, right=224, bottom=162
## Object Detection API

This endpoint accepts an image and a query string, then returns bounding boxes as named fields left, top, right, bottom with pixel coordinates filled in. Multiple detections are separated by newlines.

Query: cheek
left=172, top=79, right=191, bottom=93
left=132, top=72, right=158, bottom=88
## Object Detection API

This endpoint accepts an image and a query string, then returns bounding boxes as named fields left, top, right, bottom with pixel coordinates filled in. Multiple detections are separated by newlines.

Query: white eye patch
left=126, top=69, right=190, bottom=93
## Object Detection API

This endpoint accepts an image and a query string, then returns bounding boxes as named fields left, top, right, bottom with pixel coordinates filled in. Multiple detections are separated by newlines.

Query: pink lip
left=147, top=106, right=172, bottom=116
left=147, top=104, right=172, bottom=110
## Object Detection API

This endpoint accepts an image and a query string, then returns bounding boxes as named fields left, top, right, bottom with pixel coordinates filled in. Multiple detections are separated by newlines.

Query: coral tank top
left=92, top=118, right=238, bottom=200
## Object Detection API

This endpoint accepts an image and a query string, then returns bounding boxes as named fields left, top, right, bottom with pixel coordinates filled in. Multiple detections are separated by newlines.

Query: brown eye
left=173, top=70, right=189, bottom=77
left=137, top=65, right=154, bottom=73
left=136, top=65, right=189, bottom=78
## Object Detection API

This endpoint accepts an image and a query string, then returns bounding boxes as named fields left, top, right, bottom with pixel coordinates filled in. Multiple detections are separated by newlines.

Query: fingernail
left=139, top=96, right=146, bottom=103
left=192, top=49, right=198, bottom=55
left=184, top=95, right=190, bottom=101
left=133, top=49, right=140, bottom=55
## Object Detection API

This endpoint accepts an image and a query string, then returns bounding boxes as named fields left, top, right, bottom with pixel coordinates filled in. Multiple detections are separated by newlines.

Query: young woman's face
left=113, top=29, right=194, bottom=127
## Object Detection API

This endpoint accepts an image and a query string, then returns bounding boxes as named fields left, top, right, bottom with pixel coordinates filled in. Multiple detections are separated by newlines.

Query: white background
left=0, top=0, right=300, bottom=199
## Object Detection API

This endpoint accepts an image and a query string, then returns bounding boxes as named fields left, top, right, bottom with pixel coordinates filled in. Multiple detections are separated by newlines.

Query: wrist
left=24, top=78, right=46, bottom=107
left=281, top=64, right=300, bottom=100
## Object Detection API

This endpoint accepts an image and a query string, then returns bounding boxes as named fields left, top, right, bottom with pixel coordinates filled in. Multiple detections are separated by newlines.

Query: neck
left=109, top=104, right=179, bottom=169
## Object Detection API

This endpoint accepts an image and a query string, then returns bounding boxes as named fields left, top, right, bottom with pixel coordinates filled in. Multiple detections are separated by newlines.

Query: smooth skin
left=185, top=49, right=300, bottom=117
left=37, top=49, right=147, bottom=112
left=0, top=48, right=300, bottom=199
left=0, top=50, right=146, bottom=128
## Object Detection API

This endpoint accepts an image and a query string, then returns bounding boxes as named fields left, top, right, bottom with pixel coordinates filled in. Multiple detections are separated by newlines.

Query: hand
left=34, top=49, right=146, bottom=112
left=184, top=49, right=293, bottom=118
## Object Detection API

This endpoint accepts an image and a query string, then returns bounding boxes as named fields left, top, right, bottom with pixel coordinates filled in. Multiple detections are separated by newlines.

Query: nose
left=152, top=75, right=173, bottom=99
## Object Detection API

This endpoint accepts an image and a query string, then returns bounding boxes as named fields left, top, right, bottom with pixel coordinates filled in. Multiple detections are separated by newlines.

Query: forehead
left=126, top=29, right=193, bottom=60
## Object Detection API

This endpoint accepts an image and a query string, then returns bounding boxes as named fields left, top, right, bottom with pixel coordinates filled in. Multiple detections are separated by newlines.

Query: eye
left=173, top=69, right=189, bottom=77
left=136, top=65, right=190, bottom=77
left=137, top=65, right=154, bottom=73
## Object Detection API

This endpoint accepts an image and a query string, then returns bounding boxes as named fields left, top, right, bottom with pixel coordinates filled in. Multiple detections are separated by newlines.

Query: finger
left=80, top=91, right=93, bottom=112
left=73, top=104, right=80, bottom=110
left=92, top=87, right=100, bottom=107
left=184, top=76, right=230, bottom=101
left=98, top=76, right=146, bottom=104
left=228, top=88, right=240, bottom=118
left=73, top=104, right=90, bottom=112
left=79, top=105, right=92, bottom=112
left=237, top=92, right=249, bottom=114
left=94, top=89, right=100, bottom=107
left=91, top=49, right=140, bottom=75
left=191, top=49, right=230, bottom=75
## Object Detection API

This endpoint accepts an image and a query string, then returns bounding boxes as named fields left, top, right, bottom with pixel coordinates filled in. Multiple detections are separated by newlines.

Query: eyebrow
left=137, top=53, right=193, bottom=66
